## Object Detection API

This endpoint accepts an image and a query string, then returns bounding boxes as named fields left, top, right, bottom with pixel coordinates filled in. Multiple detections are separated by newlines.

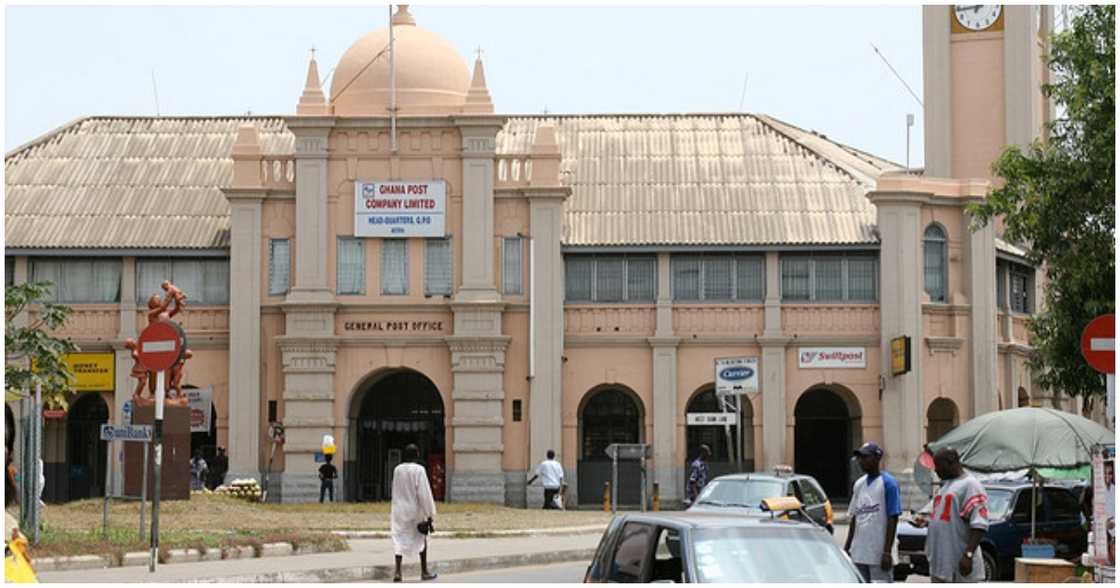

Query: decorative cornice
left=275, top=337, right=339, bottom=354
left=922, top=303, right=972, bottom=314
left=925, top=336, right=965, bottom=356
left=445, top=335, right=511, bottom=353
left=222, top=187, right=268, bottom=203
left=565, top=336, right=652, bottom=348
left=998, top=342, right=1034, bottom=356
left=449, top=301, right=508, bottom=313
left=867, top=191, right=985, bottom=208
left=452, top=442, right=504, bottom=453
left=647, top=336, right=682, bottom=348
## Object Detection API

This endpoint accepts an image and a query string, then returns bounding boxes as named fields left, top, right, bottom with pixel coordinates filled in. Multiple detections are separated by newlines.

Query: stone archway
left=794, top=386, right=862, bottom=499
left=685, top=386, right=754, bottom=480
left=927, top=398, right=959, bottom=443
left=66, top=393, right=109, bottom=501
left=347, top=369, right=446, bottom=502
left=576, top=385, right=645, bottom=505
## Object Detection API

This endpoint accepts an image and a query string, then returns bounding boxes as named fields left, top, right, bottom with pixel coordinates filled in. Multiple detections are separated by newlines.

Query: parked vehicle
left=686, top=468, right=835, bottom=533
left=584, top=502, right=862, bottom=583
left=895, top=479, right=1089, bottom=581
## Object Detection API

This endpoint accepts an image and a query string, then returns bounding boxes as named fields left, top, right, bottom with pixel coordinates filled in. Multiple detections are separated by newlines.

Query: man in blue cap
left=844, top=442, right=902, bottom=582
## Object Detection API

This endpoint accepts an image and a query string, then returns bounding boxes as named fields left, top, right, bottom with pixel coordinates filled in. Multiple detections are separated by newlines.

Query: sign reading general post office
left=354, top=180, right=446, bottom=238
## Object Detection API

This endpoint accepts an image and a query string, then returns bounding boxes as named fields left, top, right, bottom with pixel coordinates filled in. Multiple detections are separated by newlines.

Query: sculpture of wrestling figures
left=126, top=281, right=193, bottom=406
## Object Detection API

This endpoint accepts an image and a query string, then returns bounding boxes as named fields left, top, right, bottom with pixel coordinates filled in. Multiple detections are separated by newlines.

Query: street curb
left=32, top=554, right=112, bottom=572
left=35, top=541, right=329, bottom=570
left=199, top=547, right=599, bottom=583
left=333, top=524, right=607, bottom=539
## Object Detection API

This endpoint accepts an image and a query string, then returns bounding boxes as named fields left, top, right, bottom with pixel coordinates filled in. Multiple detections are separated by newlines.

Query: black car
left=584, top=510, right=862, bottom=583
left=895, top=480, right=1089, bottom=581
left=687, top=470, right=835, bottom=533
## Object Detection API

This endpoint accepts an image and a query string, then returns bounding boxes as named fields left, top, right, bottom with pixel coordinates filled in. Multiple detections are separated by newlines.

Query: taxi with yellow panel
left=686, top=466, right=835, bottom=533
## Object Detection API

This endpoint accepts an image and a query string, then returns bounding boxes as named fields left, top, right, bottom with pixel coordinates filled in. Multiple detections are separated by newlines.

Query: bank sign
left=354, top=180, right=446, bottom=238
left=798, top=347, right=866, bottom=369
left=715, top=357, right=759, bottom=397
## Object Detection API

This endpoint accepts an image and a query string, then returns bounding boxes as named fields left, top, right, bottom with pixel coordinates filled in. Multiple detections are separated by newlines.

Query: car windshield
left=985, top=489, right=1014, bottom=521
left=691, top=526, right=860, bottom=583
left=694, top=479, right=784, bottom=508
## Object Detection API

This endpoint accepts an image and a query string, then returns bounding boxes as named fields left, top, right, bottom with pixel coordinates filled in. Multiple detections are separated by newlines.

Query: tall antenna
left=738, top=73, right=749, bottom=112
left=389, top=4, right=398, bottom=153
left=871, top=43, right=923, bottom=108
left=151, top=70, right=161, bottom=116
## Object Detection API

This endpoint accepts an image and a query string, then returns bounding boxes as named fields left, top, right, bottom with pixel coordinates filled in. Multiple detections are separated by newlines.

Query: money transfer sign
left=354, top=180, right=446, bottom=238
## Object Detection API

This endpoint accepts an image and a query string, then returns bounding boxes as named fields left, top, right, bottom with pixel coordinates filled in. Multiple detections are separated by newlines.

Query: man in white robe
left=391, top=444, right=437, bottom=582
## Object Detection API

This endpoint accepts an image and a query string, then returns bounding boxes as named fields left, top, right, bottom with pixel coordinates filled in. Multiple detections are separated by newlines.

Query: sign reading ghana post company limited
left=354, top=180, right=446, bottom=238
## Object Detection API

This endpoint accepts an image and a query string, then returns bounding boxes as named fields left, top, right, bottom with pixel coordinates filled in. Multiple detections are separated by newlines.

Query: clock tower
left=923, top=5, right=1053, bottom=179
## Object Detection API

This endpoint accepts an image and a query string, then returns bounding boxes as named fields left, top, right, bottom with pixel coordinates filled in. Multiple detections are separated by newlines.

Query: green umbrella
left=928, top=407, right=1114, bottom=471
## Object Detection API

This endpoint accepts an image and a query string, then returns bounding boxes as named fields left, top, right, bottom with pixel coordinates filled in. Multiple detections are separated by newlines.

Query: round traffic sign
left=1080, top=314, right=1114, bottom=374
left=137, top=321, right=184, bottom=372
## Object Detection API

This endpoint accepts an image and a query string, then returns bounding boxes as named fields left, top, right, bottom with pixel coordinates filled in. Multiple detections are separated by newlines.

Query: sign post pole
left=150, top=369, right=165, bottom=573
left=140, top=441, right=148, bottom=542
left=103, top=439, right=112, bottom=538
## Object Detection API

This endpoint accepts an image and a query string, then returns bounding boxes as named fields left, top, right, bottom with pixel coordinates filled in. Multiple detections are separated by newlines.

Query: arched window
left=923, top=225, right=948, bottom=303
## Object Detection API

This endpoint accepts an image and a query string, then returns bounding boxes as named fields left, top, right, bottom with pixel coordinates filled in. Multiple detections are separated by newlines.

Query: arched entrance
left=794, top=387, right=861, bottom=499
left=577, top=386, right=644, bottom=505
left=685, top=387, right=754, bottom=481
left=927, top=398, right=959, bottom=443
left=184, top=385, right=219, bottom=463
left=348, top=369, right=445, bottom=502
left=66, top=393, right=108, bottom=501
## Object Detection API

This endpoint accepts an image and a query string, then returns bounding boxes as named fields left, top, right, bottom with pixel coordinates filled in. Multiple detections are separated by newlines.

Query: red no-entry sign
left=136, top=321, right=185, bottom=372
left=1080, top=314, right=1115, bottom=374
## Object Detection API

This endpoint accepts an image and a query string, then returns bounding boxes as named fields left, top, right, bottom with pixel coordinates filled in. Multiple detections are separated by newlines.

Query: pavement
left=38, top=533, right=604, bottom=583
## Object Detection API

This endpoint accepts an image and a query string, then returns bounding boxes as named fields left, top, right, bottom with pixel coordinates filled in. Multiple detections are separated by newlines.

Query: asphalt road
left=434, top=522, right=929, bottom=583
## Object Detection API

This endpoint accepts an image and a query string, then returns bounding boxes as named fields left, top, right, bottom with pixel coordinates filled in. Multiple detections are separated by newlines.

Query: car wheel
left=893, top=564, right=910, bottom=582
left=981, top=549, right=998, bottom=582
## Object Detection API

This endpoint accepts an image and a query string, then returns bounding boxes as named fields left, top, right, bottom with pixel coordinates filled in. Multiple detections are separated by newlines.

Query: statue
left=128, top=281, right=192, bottom=406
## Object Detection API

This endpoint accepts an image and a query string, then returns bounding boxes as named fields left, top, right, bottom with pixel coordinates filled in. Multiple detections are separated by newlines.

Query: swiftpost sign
left=354, top=180, right=446, bottom=238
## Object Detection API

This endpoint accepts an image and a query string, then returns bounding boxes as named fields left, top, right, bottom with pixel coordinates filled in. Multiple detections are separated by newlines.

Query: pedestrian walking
left=526, top=450, right=565, bottom=509
left=686, top=444, right=712, bottom=504
left=912, top=447, right=989, bottom=582
left=843, top=442, right=901, bottom=583
left=318, top=454, right=337, bottom=503
left=190, top=451, right=208, bottom=491
left=390, top=444, right=437, bottom=583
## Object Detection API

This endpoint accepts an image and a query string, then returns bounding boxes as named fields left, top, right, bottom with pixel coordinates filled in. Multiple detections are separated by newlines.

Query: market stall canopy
left=928, top=407, right=1114, bottom=472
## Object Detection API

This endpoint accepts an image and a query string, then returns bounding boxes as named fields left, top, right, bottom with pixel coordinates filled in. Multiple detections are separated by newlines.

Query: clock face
left=954, top=5, right=1003, bottom=31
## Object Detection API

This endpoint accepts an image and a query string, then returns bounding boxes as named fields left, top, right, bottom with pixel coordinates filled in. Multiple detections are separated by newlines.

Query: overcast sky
left=5, top=4, right=925, bottom=165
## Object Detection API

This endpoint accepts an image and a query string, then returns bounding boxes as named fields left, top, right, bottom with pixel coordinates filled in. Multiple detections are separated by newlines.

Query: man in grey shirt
left=913, top=448, right=989, bottom=582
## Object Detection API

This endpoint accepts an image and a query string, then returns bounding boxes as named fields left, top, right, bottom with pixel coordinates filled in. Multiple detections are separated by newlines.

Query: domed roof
left=330, top=6, right=471, bottom=116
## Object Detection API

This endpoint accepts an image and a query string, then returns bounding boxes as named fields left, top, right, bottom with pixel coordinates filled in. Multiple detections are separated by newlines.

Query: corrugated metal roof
left=5, top=116, right=293, bottom=249
left=496, top=114, right=898, bottom=246
left=6, top=113, right=897, bottom=250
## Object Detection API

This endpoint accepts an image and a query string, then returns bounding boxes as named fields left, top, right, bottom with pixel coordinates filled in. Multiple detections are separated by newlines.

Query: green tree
left=5, top=281, right=79, bottom=409
left=969, top=5, right=1115, bottom=399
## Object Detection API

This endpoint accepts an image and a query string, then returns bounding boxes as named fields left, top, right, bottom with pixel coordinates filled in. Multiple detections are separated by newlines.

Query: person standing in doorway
left=912, top=447, right=989, bottom=582
left=527, top=450, right=565, bottom=509
left=686, top=444, right=712, bottom=504
left=844, top=442, right=902, bottom=583
left=208, top=447, right=228, bottom=490
left=319, top=454, right=337, bottom=503
left=190, top=451, right=208, bottom=491
left=390, top=444, right=437, bottom=583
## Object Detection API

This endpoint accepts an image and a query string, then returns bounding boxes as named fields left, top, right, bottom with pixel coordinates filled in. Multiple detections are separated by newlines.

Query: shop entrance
left=685, top=387, right=754, bottom=481
left=66, top=393, right=109, bottom=501
left=794, top=386, right=861, bottom=500
left=348, top=370, right=445, bottom=502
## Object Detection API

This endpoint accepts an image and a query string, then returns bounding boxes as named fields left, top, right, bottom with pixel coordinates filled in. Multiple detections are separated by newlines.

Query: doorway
left=685, top=387, right=754, bottom=481
left=66, top=393, right=109, bottom=501
left=794, top=387, right=860, bottom=499
left=577, top=386, right=644, bottom=505
left=348, top=370, right=445, bottom=502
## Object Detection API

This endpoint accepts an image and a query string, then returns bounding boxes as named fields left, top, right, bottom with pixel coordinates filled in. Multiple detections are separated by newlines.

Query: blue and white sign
left=121, top=400, right=132, bottom=426
left=354, top=180, right=446, bottom=238
left=715, top=356, right=759, bottom=397
left=99, top=424, right=153, bottom=442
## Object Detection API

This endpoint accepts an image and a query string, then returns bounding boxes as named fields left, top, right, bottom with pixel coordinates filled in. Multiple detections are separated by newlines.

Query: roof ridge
left=750, top=114, right=868, bottom=185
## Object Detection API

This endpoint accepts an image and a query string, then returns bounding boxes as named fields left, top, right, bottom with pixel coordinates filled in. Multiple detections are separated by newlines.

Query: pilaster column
left=223, top=124, right=267, bottom=482
left=455, top=120, right=502, bottom=303
left=112, top=257, right=137, bottom=494
left=278, top=340, right=337, bottom=502
left=922, top=5, right=952, bottom=177
left=867, top=193, right=925, bottom=478
left=760, top=251, right=788, bottom=470
left=969, top=217, right=998, bottom=417
left=286, top=120, right=334, bottom=306
left=650, top=253, right=680, bottom=503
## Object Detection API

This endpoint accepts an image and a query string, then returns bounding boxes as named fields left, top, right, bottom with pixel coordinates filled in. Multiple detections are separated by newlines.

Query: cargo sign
left=798, top=347, right=866, bottom=369
left=354, top=180, right=446, bottom=238
left=714, top=357, right=759, bottom=397
left=99, top=424, right=153, bottom=442
left=187, top=386, right=213, bottom=433
left=687, top=413, right=738, bottom=426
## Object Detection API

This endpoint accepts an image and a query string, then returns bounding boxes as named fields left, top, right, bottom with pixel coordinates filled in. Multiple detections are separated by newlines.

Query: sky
left=4, top=3, right=926, bottom=166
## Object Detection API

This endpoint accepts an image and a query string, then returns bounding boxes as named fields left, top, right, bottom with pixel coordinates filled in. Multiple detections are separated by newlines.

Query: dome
left=330, top=6, right=471, bottom=116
